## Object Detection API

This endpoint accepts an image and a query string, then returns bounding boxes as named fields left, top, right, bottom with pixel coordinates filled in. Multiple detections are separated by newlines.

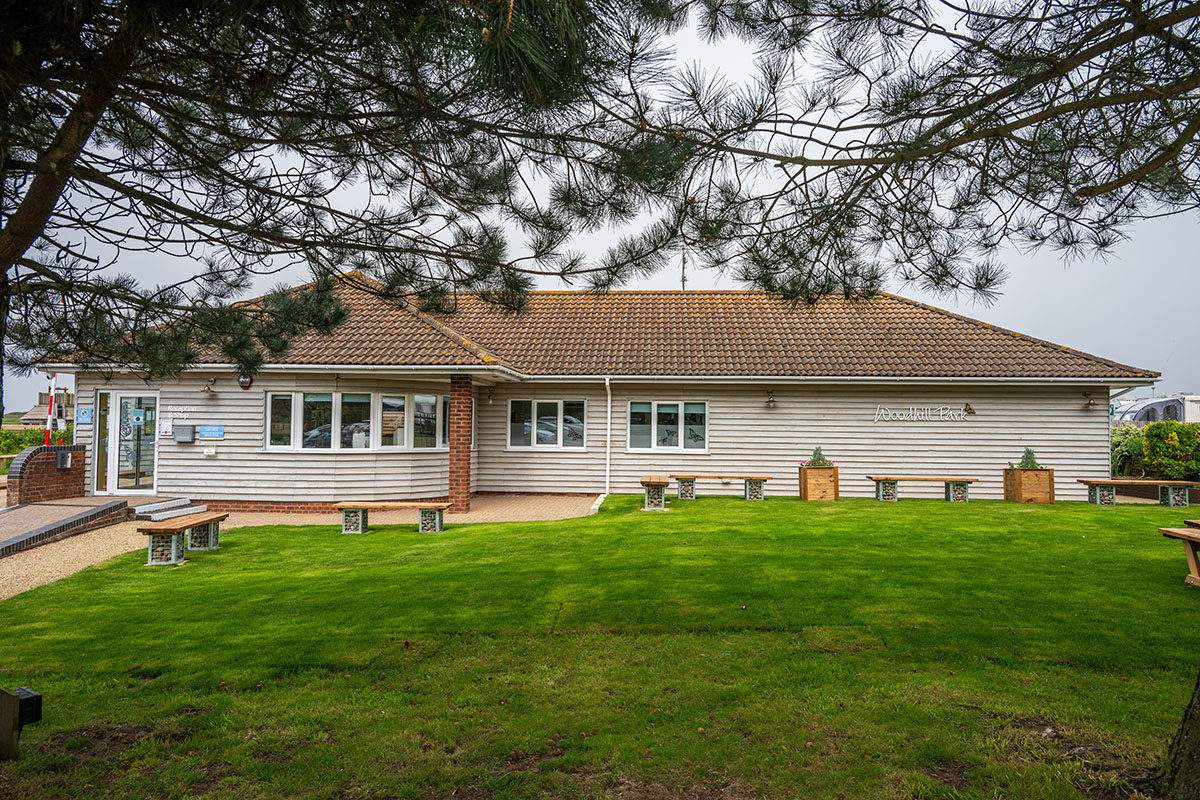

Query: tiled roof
left=197, top=278, right=1158, bottom=380
left=237, top=278, right=508, bottom=367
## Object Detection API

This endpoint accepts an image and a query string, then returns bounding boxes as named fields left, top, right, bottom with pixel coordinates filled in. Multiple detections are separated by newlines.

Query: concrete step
left=133, top=497, right=190, bottom=517
left=144, top=504, right=208, bottom=522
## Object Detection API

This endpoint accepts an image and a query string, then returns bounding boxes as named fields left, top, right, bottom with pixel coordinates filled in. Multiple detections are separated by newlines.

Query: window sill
left=625, top=448, right=710, bottom=455
left=505, top=445, right=590, bottom=452
left=257, top=446, right=451, bottom=454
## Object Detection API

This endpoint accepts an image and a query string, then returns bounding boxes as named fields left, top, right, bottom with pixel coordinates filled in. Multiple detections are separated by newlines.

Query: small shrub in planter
left=798, top=447, right=839, bottom=500
left=1003, top=448, right=1055, bottom=503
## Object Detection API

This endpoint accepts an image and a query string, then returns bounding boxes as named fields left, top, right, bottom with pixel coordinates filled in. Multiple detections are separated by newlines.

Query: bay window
left=265, top=390, right=466, bottom=451
left=628, top=400, right=707, bottom=451
left=508, top=399, right=586, bottom=449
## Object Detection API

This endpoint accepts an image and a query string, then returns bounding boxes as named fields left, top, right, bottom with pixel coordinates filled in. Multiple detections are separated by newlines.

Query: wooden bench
left=333, top=501, right=453, bottom=534
left=867, top=475, right=978, bottom=502
left=137, top=511, right=229, bottom=565
left=1161, top=527, right=1200, bottom=587
left=669, top=474, right=772, bottom=501
left=639, top=475, right=670, bottom=511
left=1077, top=478, right=1199, bottom=507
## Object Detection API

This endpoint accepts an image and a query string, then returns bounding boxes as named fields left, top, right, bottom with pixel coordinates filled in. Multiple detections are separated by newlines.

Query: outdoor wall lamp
left=1082, top=392, right=1096, bottom=409
left=487, top=386, right=495, bottom=404
left=765, top=389, right=777, bottom=409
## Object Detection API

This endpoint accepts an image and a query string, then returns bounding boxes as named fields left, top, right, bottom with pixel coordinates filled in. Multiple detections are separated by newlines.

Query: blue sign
left=131, top=408, right=146, bottom=425
left=196, top=424, right=225, bottom=440
left=75, top=407, right=94, bottom=425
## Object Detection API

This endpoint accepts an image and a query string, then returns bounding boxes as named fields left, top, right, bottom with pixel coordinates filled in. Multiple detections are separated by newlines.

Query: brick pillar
left=448, top=375, right=473, bottom=513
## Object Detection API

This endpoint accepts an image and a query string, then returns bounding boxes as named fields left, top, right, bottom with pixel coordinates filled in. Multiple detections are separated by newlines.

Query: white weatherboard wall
left=74, top=372, right=460, bottom=502
left=73, top=372, right=1113, bottom=502
left=475, top=381, right=1113, bottom=500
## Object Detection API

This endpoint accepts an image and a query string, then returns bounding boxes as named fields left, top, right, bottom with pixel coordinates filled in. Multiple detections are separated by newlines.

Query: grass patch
left=1, top=496, right=1196, bottom=799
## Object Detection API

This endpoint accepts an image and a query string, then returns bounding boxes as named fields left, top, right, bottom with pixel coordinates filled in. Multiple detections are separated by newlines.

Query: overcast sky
left=4, top=19, right=1197, bottom=412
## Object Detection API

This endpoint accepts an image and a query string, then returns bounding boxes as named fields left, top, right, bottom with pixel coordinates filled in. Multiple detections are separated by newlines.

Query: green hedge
left=1111, top=423, right=1145, bottom=476
left=1, top=426, right=73, bottom=474
left=1142, top=420, right=1200, bottom=481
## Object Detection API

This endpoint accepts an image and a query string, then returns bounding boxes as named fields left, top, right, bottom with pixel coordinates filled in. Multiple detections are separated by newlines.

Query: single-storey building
left=54, top=278, right=1157, bottom=510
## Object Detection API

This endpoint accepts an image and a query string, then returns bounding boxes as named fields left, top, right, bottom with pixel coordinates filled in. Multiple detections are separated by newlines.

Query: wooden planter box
left=1003, top=468, right=1055, bottom=503
left=799, top=466, right=839, bottom=501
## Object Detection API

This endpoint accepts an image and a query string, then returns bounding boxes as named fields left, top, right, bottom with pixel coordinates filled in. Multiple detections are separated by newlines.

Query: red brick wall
left=6, top=445, right=86, bottom=507
left=449, top=375, right=473, bottom=512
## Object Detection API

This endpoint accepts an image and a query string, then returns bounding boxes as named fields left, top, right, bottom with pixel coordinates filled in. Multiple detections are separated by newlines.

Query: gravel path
left=0, top=494, right=598, bottom=601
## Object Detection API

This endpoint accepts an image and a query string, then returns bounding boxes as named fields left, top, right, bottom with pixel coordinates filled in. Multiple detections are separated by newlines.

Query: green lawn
left=1, top=496, right=1197, bottom=800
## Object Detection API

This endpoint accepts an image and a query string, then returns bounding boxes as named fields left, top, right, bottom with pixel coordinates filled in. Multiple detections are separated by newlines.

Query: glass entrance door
left=114, top=395, right=157, bottom=492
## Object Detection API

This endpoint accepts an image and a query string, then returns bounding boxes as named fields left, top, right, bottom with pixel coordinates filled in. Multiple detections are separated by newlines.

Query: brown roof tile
left=199, top=280, right=1157, bottom=380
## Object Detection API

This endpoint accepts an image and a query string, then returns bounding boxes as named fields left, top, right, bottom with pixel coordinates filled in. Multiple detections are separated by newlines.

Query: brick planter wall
left=201, top=497, right=451, bottom=513
left=449, top=375, right=473, bottom=513
left=6, top=445, right=86, bottom=507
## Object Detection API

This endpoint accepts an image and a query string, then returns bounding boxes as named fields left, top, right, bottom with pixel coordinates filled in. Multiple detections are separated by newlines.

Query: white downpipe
left=604, top=376, right=613, bottom=495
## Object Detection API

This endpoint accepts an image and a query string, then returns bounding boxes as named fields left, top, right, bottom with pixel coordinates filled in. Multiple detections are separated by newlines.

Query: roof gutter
left=39, top=364, right=1156, bottom=388
left=39, top=362, right=527, bottom=381
left=515, top=374, right=1159, bottom=387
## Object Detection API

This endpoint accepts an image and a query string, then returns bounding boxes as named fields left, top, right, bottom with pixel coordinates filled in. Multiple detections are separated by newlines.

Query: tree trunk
left=1161, top=667, right=1200, bottom=799
left=0, top=20, right=140, bottom=271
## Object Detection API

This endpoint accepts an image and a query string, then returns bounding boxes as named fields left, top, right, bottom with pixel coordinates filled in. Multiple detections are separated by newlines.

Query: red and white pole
left=43, top=372, right=57, bottom=446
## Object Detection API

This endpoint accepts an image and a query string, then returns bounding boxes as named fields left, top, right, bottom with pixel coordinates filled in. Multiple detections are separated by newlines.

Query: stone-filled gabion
left=1161, top=486, right=1191, bottom=508
left=187, top=522, right=220, bottom=551
left=643, top=484, right=666, bottom=511
left=945, top=481, right=971, bottom=502
left=147, top=532, right=184, bottom=565
left=743, top=479, right=765, bottom=501
left=341, top=509, right=368, bottom=534
left=875, top=480, right=899, bottom=501
left=1088, top=484, right=1117, bottom=506
left=418, top=507, right=444, bottom=532
left=677, top=478, right=696, bottom=500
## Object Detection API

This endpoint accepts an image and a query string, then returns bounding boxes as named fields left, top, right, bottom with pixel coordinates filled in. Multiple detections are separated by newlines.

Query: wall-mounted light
left=765, top=389, right=777, bottom=409
left=1082, top=392, right=1096, bottom=409
left=199, top=378, right=217, bottom=394
left=487, top=386, right=495, bottom=405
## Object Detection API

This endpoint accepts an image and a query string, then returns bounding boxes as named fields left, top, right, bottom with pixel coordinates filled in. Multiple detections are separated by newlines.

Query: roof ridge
left=879, top=292, right=1159, bottom=378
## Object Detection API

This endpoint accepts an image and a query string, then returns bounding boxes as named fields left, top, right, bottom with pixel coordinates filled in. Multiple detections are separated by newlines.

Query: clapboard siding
left=74, top=373, right=458, bottom=501
left=475, top=381, right=1112, bottom=500
left=75, top=372, right=1111, bottom=502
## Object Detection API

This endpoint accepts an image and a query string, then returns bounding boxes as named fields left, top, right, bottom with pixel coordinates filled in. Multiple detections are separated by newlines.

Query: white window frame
left=506, top=398, right=588, bottom=451
left=375, top=393, right=411, bottom=450
left=265, top=391, right=300, bottom=449
left=263, top=390, right=453, bottom=453
left=626, top=399, right=708, bottom=453
left=410, top=392, right=443, bottom=450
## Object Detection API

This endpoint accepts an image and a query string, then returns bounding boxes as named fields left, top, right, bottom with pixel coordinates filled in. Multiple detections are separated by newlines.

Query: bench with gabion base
left=639, top=476, right=670, bottom=510
left=138, top=512, right=229, bottom=566
left=867, top=475, right=977, bottom=502
left=668, top=474, right=773, bottom=501
left=333, top=501, right=453, bottom=534
left=1077, top=478, right=1198, bottom=507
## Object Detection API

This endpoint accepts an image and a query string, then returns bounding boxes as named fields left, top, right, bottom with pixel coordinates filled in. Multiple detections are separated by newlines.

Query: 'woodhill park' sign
left=873, top=404, right=976, bottom=422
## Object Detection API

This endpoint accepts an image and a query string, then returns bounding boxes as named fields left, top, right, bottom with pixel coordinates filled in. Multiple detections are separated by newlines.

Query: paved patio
left=0, top=493, right=601, bottom=600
